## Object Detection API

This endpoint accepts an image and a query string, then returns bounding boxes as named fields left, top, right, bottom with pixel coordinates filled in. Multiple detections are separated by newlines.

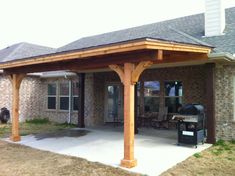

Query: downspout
left=64, top=73, right=72, bottom=124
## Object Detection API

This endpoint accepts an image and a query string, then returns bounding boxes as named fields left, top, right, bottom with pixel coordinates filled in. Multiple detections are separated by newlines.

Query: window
left=59, top=83, right=69, bottom=110
left=73, top=82, right=79, bottom=111
left=47, top=83, right=56, bottom=109
left=144, top=81, right=160, bottom=112
left=165, top=81, right=183, bottom=113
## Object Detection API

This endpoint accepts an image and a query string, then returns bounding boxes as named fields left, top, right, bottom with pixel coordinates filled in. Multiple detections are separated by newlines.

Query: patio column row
left=109, top=61, right=152, bottom=168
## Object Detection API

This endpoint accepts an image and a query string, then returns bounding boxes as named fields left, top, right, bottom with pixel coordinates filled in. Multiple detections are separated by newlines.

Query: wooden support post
left=109, top=61, right=152, bottom=168
left=205, top=63, right=216, bottom=144
left=134, top=84, right=138, bottom=134
left=9, top=74, right=25, bottom=142
left=78, top=73, right=85, bottom=128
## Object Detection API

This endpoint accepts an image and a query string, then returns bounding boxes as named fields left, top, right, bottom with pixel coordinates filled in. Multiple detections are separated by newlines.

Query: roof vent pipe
left=205, top=0, right=225, bottom=37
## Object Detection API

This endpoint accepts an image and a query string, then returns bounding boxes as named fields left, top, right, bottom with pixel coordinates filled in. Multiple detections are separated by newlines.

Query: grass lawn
left=0, top=118, right=78, bottom=138
left=161, top=140, right=235, bottom=176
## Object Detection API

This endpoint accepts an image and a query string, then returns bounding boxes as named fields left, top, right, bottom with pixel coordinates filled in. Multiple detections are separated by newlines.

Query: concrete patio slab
left=5, top=128, right=211, bottom=176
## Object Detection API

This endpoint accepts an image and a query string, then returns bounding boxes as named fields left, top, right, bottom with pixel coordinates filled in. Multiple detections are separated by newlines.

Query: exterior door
left=105, top=83, right=123, bottom=122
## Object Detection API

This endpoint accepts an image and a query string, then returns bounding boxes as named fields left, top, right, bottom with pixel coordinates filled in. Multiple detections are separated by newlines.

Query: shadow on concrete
left=34, top=129, right=90, bottom=140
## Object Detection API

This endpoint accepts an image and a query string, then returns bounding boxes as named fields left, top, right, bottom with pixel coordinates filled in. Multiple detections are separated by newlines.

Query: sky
left=0, top=0, right=235, bottom=49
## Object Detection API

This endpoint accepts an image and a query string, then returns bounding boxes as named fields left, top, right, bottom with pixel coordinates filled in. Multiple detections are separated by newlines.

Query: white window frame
left=47, top=83, right=57, bottom=110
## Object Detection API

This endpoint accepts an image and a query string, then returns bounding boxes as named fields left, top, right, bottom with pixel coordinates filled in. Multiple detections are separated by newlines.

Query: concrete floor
left=8, top=127, right=211, bottom=176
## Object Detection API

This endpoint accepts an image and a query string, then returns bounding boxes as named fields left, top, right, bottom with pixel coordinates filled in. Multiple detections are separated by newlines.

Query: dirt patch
left=160, top=141, right=235, bottom=176
left=0, top=140, right=141, bottom=176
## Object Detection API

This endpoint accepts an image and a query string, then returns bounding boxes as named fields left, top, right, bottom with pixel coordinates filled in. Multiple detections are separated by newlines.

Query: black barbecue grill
left=172, top=104, right=206, bottom=148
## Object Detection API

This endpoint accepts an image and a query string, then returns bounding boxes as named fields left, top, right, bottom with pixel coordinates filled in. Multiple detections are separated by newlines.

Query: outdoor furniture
left=151, top=107, right=168, bottom=129
left=137, top=113, right=154, bottom=127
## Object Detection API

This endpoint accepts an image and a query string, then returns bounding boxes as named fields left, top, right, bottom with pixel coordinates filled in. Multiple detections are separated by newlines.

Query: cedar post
left=78, top=73, right=85, bottom=128
left=134, top=84, right=139, bottom=134
left=9, top=74, right=25, bottom=142
left=205, top=63, right=216, bottom=144
left=109, top=61, right=152, bottom=168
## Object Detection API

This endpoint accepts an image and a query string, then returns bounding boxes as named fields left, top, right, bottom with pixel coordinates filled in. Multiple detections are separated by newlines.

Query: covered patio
left=0, top=38, right=214, bottom=168
left=9, top=127, right=211, bottom=176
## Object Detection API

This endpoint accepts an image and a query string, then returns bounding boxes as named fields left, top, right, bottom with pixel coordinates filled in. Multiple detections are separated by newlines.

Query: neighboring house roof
left=0, top=42, right=55, bottom=63
left=57, top=7, right=235, bottom=54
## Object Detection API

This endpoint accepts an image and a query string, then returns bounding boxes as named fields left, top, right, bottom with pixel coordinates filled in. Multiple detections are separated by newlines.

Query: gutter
left=208, top=52, right=235, bottom=62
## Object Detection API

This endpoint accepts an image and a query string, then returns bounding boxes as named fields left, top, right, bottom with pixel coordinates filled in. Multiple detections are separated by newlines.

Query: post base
left=121, top=159, right=137, bottom=168
left=10, top=135, right=21, bottom=142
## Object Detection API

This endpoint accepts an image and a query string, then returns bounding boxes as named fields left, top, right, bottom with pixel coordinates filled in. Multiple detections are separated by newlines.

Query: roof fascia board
left=0, top=39, right=211, bottom=69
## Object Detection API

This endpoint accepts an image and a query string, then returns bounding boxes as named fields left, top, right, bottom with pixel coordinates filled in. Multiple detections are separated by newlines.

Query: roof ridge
left=4, top=43, right=25, bottom=61
left=168, top=27, right=213, bottom=47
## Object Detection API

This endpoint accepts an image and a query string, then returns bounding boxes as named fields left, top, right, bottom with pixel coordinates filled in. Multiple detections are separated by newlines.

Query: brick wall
left=92, top=65, right=207, bottom=124
left=1, top=63, right=234, bottom=140
left=0, top=75, right=42, bottom=122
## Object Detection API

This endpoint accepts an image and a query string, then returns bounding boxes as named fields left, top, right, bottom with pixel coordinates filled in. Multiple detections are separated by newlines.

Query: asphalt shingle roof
left=0, top=7, right=234, bottom=64
left=0, top=42, right=55, bottom=63
left=57, top=7, right=235, bottom=54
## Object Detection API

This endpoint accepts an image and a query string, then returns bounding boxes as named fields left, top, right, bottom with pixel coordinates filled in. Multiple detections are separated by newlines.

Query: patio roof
left=0, top=38, right=211, bottom=74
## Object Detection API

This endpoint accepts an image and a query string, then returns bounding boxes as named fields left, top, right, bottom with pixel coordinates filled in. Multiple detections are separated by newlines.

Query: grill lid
left=179, top=104, right=204, bottom=115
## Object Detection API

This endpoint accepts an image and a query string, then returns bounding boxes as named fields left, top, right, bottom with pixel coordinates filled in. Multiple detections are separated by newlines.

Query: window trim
left=46, top=80, right=79, bottom=112
left=59, top=82, right=70, bottom=111
left=47, top=83, right=57, bottom=110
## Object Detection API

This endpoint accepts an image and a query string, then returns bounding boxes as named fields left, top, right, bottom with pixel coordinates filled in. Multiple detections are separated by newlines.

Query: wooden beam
left=78, top=73, right=85, bottom=128
left=9, top=74, right=25, bottom=142
left=205, top=63, right=216, bottom=144
left=4, top=50, right=157, bottom=74
left=0, top=39, right=211, bottom=69
left=157, top=49, right=163, bottom=60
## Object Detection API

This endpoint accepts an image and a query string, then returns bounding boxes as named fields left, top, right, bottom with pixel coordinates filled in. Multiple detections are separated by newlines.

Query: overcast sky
left=0, top=0, right=235, bottom=49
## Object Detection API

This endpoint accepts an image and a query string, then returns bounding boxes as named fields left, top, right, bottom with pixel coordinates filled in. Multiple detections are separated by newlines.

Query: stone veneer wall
left=215, top=64, right=235, bottom=140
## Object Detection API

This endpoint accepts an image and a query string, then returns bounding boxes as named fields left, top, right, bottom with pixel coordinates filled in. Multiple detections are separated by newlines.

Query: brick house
left=0, top=0, right=234, bottom=168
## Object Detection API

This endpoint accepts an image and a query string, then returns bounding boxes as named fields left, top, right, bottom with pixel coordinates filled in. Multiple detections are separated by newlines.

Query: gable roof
left=57, top=7, right=235, bottom=54
left=0, top=42, right=55, bottom=63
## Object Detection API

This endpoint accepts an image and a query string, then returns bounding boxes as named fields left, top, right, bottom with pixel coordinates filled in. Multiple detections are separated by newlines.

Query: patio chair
left=151, top=107, right=169, bottom=129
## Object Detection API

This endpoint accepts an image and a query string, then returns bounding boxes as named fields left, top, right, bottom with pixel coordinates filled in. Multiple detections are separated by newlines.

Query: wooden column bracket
left=131, top=61, right=153, bottom=84
left=109, top=65, right=124, bottom=83
left=9, top=74, right=25, bottom=142
left=109, top=61, right=152, bottom=168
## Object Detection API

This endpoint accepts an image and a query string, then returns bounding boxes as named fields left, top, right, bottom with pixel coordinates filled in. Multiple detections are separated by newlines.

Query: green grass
left=193, top=153, right=202, bottom=158
left=25, top=118, right=50, bottom=124
left=210, top=139, right=235, bottom=156
left=0, top=118, right=77, bottom=138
